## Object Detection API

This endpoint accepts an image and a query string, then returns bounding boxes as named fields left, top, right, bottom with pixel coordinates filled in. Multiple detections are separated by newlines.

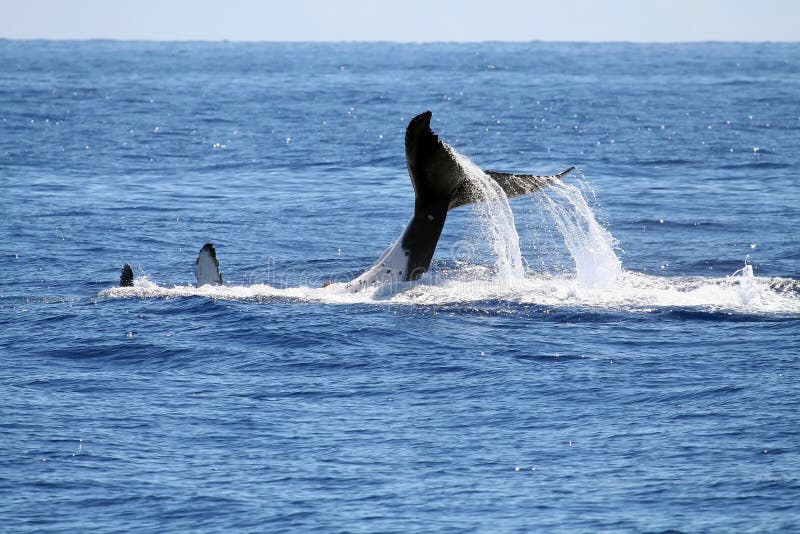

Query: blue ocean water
left=1, top=40, right=799, bottom=531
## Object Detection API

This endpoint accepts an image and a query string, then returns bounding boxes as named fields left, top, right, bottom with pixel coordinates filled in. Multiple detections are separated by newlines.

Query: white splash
left=450, top=147, right=525, bottom=286
left=537, top=179, right=621, bottom=289
left=99, top=266, right=800, bottom=315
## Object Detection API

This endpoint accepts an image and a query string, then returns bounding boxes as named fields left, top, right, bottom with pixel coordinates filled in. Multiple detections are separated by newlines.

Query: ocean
left=1, top=40, right=799, bottom=532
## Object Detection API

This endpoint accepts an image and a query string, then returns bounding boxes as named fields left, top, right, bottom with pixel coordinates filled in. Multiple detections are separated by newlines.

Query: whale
left=117, top=112, right=572, bottom=290
left=344, top=111, right=573, bottom=291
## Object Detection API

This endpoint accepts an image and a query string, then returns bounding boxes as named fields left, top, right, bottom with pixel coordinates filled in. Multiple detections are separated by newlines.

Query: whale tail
left=119, top=263, right=134, bottom=287
left=345, top=111, right=572, bottom=291
left=400, top=111, right=463, bottom=280
left=195, top=243, right=223, bottom=286
left=449, top=167, right=575, bottom=210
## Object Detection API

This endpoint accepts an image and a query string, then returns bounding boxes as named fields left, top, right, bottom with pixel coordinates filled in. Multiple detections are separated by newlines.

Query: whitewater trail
left=99, top=156, right=800, bottom=315
left=100, top=266, right=800, bottom=315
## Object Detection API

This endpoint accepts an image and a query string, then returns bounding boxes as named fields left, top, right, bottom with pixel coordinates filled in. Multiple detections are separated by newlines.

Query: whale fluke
left=195, top=243, right=222, bottom=286
left=449, top=167, right=575, bottom=210
left=119, top=264, right=134, bottom=287
left=345, top=111, right=571, bottom=291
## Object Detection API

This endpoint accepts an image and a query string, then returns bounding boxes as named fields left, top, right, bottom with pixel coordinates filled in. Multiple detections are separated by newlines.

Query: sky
left=0, top=0, right=798, bottom=42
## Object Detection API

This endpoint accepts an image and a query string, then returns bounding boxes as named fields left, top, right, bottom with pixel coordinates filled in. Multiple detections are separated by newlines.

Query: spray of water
left=537, top=179, right=622, bottom=289
left=449, top=148, right=525, bottom=286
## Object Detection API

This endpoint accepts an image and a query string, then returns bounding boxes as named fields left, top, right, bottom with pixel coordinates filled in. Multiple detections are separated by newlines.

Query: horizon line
left=2, top=37, right=799, bottom=45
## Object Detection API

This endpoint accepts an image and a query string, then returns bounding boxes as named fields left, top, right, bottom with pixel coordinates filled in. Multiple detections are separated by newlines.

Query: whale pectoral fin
left=448, top=166, right=575, bottom=210
left=120, top=263, right=134, bottom=287
left=195, top=243, right=223, bottom=287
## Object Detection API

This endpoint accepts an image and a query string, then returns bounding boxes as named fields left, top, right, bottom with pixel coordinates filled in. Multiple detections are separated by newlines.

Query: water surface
left=1, top=41, right=799, bottom=532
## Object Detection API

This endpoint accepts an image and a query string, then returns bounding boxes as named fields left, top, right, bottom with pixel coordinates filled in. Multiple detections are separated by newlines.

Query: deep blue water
left=1, top=41, right=799, bottom=532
